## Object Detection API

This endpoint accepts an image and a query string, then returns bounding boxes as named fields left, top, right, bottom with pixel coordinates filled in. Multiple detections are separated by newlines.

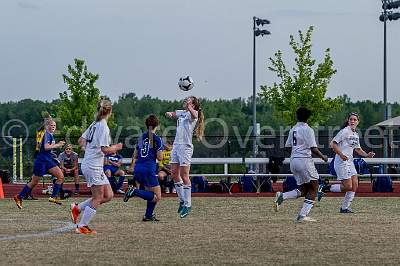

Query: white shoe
left=172, top=188, right=176, bottom=194
left=296, top=215, right=317, bottom=222
left=117, top=189, right=125, bottom=194
left=164, top=187, right=170, bottom=194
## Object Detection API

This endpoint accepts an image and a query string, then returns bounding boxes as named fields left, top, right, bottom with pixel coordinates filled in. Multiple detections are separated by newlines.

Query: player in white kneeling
left=274, top=107, right=328, bottom=222
left=318, top=112, right=374, bottom=213
left=70, top=100, right=123, bottom=234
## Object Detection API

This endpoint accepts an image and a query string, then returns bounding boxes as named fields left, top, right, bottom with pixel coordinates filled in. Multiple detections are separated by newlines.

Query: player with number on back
left=14, top=118, right=65, bottom=208
left=124, top=114, right=164, bottom=221
left=70, top=99, right=123, bottom=235
left=273, top=107, right=328, bottom=222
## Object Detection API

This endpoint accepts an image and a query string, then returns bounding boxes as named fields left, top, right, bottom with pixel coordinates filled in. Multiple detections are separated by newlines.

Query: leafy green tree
left=57, top=59, right=101, bottom=136
left=259, top=26, right=342, bottom=126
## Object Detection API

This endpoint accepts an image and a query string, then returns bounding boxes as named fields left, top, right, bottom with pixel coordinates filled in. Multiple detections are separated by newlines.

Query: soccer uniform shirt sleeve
left=305, top=128, right=317, bottom=148
left=97, top=121, right=111, bottom=147
left=333, top=128, right=345, bottom=145
left=285, top=129, right=293, bottom=148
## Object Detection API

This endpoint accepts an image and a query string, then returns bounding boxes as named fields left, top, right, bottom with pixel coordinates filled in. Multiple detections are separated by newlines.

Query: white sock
left=183, top=184, right=192, bottom=207
left=342, top=191, right=355, bottom=209
left=299, top=199, right=314, bottom=217
left=283, top=189, right=301, bottom=200
left=78, top=198, right=92, bottom=212
left=330, top=184, right=341, bottom=193
left=78, top=206, right=96, bottom=227
left=174, top=181, right=184, bottom=202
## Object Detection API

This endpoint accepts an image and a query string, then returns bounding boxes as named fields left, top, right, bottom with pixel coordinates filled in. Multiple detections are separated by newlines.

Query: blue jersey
left=36, top=131, right=55, bottom=162
left=134, top=132, right=163, bottom=173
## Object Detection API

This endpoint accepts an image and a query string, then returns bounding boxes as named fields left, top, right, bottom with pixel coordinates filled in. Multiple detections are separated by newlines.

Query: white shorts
left=81, top=164, right=110, bottom=187
left=290, top=157, right=319, bottom=185
left=334, top=157, right=357, bottom=180
left=170, top=144, right=193, bottom=166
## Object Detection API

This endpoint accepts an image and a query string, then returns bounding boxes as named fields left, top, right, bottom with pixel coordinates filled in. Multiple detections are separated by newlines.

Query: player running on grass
left=274, top=107, right=328, bottom=222
left=14, top=118, right=65, bottom=208
left=317, top=112, right=375, bottom=213
left=70, top=100, right=123, bottom=235
left=165, top=96, right=204, bottom=218
left=124, top=114, right=164, bottom=221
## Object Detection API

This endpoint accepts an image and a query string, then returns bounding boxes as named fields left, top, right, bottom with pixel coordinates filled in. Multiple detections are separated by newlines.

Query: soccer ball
left=178, top=76, right=194, bottom=91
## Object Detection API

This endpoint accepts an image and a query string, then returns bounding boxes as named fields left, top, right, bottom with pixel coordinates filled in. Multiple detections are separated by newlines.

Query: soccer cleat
left=339, top=208, right=355, bottom=214
left=70, top=203, right=80, bottom=224
left=75, top=226, right=97, bottom=235
left=142, top=215, right=160, bottom=222
left=48, top=197, right=62, bottom=205
left=180, top=206, right=192, bottom=218
left=317, top=184, right=325, bottom=202
left=117, top=189, right=125, bottom=194
left=14, top=195, right=23, bottom=209
left=274, top=192, right=284, bottom=212
left=177, top=201, right=185, bottom=213
left=164, top=187, right=170, bottom=194
left=296, top=215, right=317, bottom=222
left=123, top=186, right=135, bottom=202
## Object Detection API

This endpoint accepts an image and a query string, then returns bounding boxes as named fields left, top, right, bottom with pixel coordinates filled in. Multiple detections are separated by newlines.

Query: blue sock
left=75, top=183, right=80, bottom=191
left=51, top=183, right=61, bottom=198
left=108, top=177, right=117, bottom=192
left=145, top=201, right=157, bottom=218
left=18, top=184, right=31, bottom=198
left=133, top=189, right=155, bottom=201
left=117, top=176, right=125, bottom=190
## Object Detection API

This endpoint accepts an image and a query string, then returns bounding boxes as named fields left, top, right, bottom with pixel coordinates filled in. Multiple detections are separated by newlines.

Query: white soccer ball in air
left=178, top=76, right=194, bottom=91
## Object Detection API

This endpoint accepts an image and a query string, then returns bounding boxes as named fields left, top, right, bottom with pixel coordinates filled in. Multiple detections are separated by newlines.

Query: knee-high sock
left=145, top=201, right=157, bottom=218
left=283, top=189, right=301, bottom=200
left=51, top=183, right=62, bottom=198
left=330, top=184, right=341, bottom=193
left=342, top=191, right=355, bottom=209
left=133, top=189, right=155, bottom=201
left=78, top=206, right=96, bottom=227
left=174, top=181, right=184, bottom=202
left=18, top=184, right=31, bottom=198
left=299, top=199, right=315, bottom=217
left=78, top=198, right=92, bottom=212
left=183, top=184, right=192, bottom=207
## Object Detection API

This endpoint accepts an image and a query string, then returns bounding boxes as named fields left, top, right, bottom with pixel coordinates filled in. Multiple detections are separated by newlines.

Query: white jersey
left=285, top=122, right=317, bottom=158
left=81, top=119, right=111, bottom=168
left=332, top=126, right=360, bottom=161
left=173, top=110, right=198, bottom=146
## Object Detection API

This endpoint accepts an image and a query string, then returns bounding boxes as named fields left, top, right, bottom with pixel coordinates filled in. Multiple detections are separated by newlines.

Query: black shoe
left=142, top=215, right=160, bottom=222
left=339, top=208, right=355, bottom=214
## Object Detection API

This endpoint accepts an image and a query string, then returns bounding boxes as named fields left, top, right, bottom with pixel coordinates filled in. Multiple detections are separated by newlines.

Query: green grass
left=1, top=197, right=400, bottom=266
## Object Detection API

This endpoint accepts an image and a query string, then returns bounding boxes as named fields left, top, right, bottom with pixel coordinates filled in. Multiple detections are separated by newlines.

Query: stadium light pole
left=252, top=16, right=270, bottom=164
left=379, top=0, right=400, bottom=158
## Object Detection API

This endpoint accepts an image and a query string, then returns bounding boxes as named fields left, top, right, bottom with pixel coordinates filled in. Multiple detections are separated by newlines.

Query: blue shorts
left=104, top=165, right=119, bottom=175
left=134, top=170, right=159, bottom=188
left=33, top=158, right=58, bottom=177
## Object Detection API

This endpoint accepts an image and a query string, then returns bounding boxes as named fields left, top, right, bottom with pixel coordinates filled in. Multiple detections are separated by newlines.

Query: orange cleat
left=14, top=195, right=23, bottom=209
left=70, top=203, right=80, bottom=224
left=75, top=226, right=97, bottom=235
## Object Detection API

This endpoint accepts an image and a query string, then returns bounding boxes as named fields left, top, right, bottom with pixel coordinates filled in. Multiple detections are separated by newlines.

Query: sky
left=0, top=0, right=399, bottom=103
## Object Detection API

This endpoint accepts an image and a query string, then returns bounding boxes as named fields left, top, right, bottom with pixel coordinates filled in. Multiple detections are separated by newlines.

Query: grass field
left=1, top=197, right=400, bottom=266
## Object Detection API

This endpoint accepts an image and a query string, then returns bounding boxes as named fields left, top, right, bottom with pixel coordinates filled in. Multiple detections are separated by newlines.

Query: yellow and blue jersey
left=35, top=131, right=55, bottom=162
